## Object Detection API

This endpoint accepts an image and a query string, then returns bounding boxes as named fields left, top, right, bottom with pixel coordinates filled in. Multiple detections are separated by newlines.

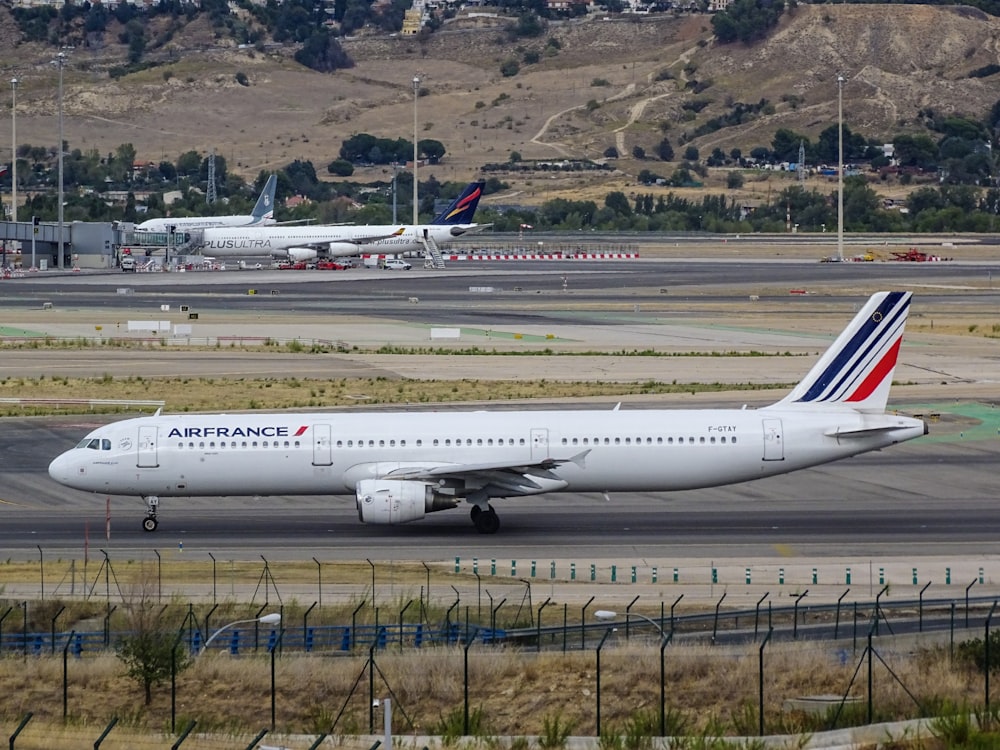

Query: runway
left=2, top=397, right=998, bottom=562
left=2, top=250, right=999, bottom=584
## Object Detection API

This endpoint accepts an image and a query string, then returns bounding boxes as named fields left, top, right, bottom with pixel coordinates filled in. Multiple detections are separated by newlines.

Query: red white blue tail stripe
left=774, top=291, right=910, bottom=413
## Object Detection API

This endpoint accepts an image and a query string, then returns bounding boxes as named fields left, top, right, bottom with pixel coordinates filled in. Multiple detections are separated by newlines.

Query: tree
left=771, top=128, right=808, bottom=163
left=175, top=151, right=202, bottom=183
left=117, top=591, right=190, bottom=707
left=418, top=139, right=446, bottom=164
left=726, top=171, right=744, bottom=190
left=632, top=145, right=645, bottom=159
left=327, top=159, right=354, bottom=177
left=656, top=138, right=674, bottom=162
left=294, top=29, right=354, bottom=73
left=500, top=59, right=520, bottom=77
left=892, top=133, right=939, bottom=170
left=119, top=626, right=189, bottom=705
left=605, top=191, right=632, bottom=217
left=114, top=143, right=137, bottom=184
left=683, top=145, right=700, bottom=162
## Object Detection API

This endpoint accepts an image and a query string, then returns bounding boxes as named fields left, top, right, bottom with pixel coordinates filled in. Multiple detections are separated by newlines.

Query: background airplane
left=48, top=292, right=926, bottom=535
left=198, top=180, right=486, bottom=261
left=135, top=174, right=277, bottom=232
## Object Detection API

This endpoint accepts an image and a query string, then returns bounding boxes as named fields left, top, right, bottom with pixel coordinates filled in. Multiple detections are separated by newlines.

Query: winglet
left=770, top=291, right=911, bottom=414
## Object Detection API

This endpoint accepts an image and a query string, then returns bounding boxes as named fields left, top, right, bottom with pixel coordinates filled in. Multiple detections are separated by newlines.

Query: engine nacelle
left=287, top=247, right=319, bottom=262
left=326, top=242, right=361, bottom=257
left=356, top=479, right=457, bottom=524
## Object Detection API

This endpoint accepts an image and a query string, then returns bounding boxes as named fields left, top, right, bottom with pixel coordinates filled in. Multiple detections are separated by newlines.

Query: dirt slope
left=2, top=4, right=997, bottom=201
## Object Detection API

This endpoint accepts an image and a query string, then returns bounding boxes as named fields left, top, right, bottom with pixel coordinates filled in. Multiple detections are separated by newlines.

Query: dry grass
left=5, top=4, right=995, bottom=211
left=0, top=639, right=985, bottom=748
left=0, top=372, right=789, bottom=417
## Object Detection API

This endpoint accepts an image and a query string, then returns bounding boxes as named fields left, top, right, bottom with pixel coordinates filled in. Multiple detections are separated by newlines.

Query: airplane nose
left=48, top=452, right=74, bottom=485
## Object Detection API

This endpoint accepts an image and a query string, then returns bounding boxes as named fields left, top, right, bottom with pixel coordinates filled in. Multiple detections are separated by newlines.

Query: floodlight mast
left=837, top=73, right=845, bottom=263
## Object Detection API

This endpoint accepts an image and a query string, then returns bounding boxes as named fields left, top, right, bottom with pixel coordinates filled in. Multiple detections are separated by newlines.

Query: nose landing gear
left=142, top=495, right=159, bottom=532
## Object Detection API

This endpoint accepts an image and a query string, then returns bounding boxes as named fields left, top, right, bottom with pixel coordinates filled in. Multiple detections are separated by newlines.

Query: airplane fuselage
left=199, top=224, right=478, bottom=258
left=137, top=216, right=272, bottom=232
left=49, top=407, right=925, bottom=499
left=46, top=291, right=927, bottom=535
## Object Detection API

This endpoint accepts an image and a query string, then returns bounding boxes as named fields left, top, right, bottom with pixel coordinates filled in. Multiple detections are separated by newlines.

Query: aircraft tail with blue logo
left=770, top=291, right=911, bottom=414
left=250, top=174, right=277, bottom=225
left=432, top=181, right=485, bottom=225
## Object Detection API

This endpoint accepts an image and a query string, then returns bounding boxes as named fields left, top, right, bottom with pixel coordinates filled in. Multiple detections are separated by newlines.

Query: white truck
left=120, top=254, right=137, bottom=272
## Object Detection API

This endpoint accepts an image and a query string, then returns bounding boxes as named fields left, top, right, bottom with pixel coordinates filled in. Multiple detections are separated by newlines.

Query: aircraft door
left=530, top=428, right=549, bottom=461
left=312, top=424, right=333, bottom=466
left=137, top=425, right=159, bottom=468
left=762, top=418, right=784, bottom=461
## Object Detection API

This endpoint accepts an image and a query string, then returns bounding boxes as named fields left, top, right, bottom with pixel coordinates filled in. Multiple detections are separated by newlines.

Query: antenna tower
left=798, top=140, right=805, bottom=185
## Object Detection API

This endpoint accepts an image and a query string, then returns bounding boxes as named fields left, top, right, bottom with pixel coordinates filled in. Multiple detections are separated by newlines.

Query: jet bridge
left=119, top=228, right=200, bottom=263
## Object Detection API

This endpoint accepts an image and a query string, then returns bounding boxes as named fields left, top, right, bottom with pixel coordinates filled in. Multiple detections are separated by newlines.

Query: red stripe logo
left=845, top=338, right=901, bottom=402
left=294, top=425, right=308, bottom=436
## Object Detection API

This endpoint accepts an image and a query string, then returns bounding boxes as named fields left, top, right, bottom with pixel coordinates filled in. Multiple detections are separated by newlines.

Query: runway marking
left=773, top=543, right=796, bottom=557
left=0, top=497, right=35, bottom=508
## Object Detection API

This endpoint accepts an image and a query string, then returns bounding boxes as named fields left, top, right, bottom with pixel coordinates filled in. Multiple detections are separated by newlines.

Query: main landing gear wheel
left=142, top=495, right=160, bottom=533
left=473, top=506, right=500, bottom=534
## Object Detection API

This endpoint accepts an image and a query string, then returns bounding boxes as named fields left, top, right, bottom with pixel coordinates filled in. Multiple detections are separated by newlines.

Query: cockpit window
left=76, top=437, right=112, bottom=450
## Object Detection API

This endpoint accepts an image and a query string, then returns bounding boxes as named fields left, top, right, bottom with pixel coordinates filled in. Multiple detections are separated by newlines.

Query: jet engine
left=356, top=479, right=458, bottom=524
left=287, top=247, right=319, bottom=262
left=326, top=242, right=362, bottom=257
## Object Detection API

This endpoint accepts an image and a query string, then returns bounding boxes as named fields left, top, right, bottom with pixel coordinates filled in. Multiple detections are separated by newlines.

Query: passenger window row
left=176, top=440, right=301, bottom=449
left=562, top=435, right=737, bottom=445
left=169, top=435, right=739, bottom=451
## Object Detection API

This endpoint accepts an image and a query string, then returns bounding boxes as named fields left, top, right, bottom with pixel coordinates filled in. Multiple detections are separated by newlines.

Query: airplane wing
left=382, top=450, right=591, bottom=491
left=288, top=228, right=406, bottom=252
left=349, top=227, right=406, bottom=245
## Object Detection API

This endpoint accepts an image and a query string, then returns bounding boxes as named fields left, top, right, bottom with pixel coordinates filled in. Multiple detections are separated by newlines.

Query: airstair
left=419, top=231, right=447, bottom=269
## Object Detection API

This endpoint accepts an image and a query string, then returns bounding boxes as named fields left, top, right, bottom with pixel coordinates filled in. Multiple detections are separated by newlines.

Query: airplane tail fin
left=432, top=181, right=485, bottom=225
left=770, top=291, right=911, bottom=414
left=251, top=175, right=277, bottom=224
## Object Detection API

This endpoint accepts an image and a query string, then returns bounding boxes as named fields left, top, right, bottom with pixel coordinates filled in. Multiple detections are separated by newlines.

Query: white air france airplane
left=135, top=175, right=277, bottom=233
left=49, top=292, right=926, bottom=535
left=198, top=180, right=486, bottom=262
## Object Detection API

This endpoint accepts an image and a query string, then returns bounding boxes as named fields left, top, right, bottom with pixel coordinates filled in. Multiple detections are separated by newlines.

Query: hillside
left=2, top=3, right=998, bottom=205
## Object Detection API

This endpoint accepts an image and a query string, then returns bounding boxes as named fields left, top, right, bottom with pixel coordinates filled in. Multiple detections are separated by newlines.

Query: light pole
left=837, top=73, right=845, bottom=263
left=10, top=77, right=17, bottom=227
left=52, top=52, right=67, bottom=270
left=594, top=609, right=666, bottom=639
left=391, top=163, right=401, bottom=224
left=199, top=612, right=280, bottom=655
left=412, top=75, right=420, bottom=228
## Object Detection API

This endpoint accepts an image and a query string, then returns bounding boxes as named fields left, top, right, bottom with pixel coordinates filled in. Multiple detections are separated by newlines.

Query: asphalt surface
left=2, top=249, right=1000, bottom=605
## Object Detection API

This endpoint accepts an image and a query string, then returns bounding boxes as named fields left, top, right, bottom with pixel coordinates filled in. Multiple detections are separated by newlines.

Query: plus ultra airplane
left=197, top=180, right=486, bottom=261
left=135, top=175, right=277, bottom=232
left=48, top=292, right=926, bottom=534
